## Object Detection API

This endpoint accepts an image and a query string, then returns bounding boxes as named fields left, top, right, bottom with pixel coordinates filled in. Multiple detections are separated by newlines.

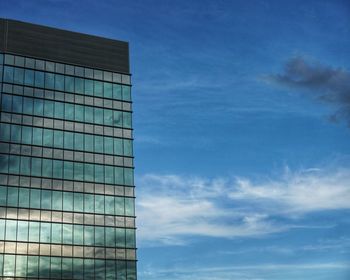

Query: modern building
left=0, top=19, right=136, bottom=279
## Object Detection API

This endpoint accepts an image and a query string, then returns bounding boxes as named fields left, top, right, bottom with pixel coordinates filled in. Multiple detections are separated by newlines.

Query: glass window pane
left=85, top=106, right=94, bottom=123
left=22, top=126, right=33, bottom=145
left=123, top=140, right=133, bottom=156
left=19, top=188, right=30, bottom=208
left=104, top=109, right=113, bottom=126
left=63, top=191, right=73, bottom=211
left=52, top=191, right=63, bottom=211
left=105, top=137, right=113, bottom=154
left=95, top=226, right=105, bottom=246
left=65, top=103, right=74, bottom=120
left=3, top=66, right=14, bottom=83
left=34, top=98, right=44, bottom=116
left=35, top=71, right=44, bottom=87
left=64, top=132, right=74, bottom=149
left=115, top=197, right=124, bottom=216
left=116, top=229, right=125, bottom=247
left=63, top=224, right=73, bottom=244
left=106, top=260, right=116, bottom=280
left=1, top=94, right=12, bottom=112
left=24, top=69, right=35, bottom=86
left=7, top=187, right=18, bottom=207
left=43, top=129, right=53, bottom=146
left=74, top=162, right=84, bottom=181
left=52, top=223, right=62, bottom=243
left=123, top=112, right=132, bottom=128
left=74, top=192, right=84, bottom=212
left=73, top=224, right=84, bottom=245
left=84, top=134, right=93, bottom=152
left=113, top=111, right=123, bottom=127
left=122, top=85, right=131, bottom=101
left=125, top=229, right=136, bottom=248
left=53, top=160, right=63, bottom=179
left=0, top=123, right=11, bottom=141
left=27, top=256, right=39, bottom=277
left=3, top=254, right=16, bottom=276
left=95, top=259, right=105, bottom=279
left=31, top=158, right=42, bottom=177
left=114, top=167, right=124, bottom=185
left=40, top=222, right=51, bottom=243
left=16, top=255, right=27, bottom=277
left=104, top=82, right=113, bottom=98
left=55, top=74, right=65, bottom=91
left=84, top=194, right=94, bottom=213
left=41, top=189, right=52, bottom=209
left=94, top=108, right=103, bottom=125
left=10, top=124, right=21, bottom=143
left=62, top=257, right=73, bottom=279
left=39, top=256, right=50, bottom=278
left=12, top=95, right=22, bottom=113
left=17, top=221, right=29, bottom=242
left=65, top=76, right=74, bottom=92
left=54, top=101, right=64, bottom=119
left=95, top=195, right=104, bottom=214
left=20, top=156, right=31, bottom=176
left=0, top=186, right=7, bottom=206
left=74, top=133, right=84, bottom=151
left=75, top=104, right=84, bottom=122
left=23, top=97, right=33, bottom=115
left=30, top=189, right=41, bottom=209
left=126, top=261, right=137, bottom=280
left=0, top=155, right=9, bottom=173
left=54, top=130, right=63, bottom=148
left=95, top=165, right=104, bottom=183
left=84, top=163, right=94, bottom=182
left=45, top=72, right=55, bottom=89
left=84, top=225, right=94, bottom=246
left=94, top=80, right=103, bottom=97
left=42, top=158, right=53, bottom=177
left=113, top=84, right=122, bottom=100
left=9, top=155, right=20, bottom=174
left=105, top=166, right=114, bottom=184
left=95, top=135, right=104, bottom=153
left=14, top=67, right=24, bottom=84
left=29, top=222, right=40, bottom=242
left=44, top=100, right=54, bottom=118
left=105, top=195, right=114, bottom=215
left=124, top=168, right=134, bottom=186
left=64, top=161, right=73, bottom=180
left=125, top=198, right=135, bottom=216
left=32, top=127, right=43, bottom=145
left=84, top=79, right=94, bottom=95
left=51, top=257, right=62, bottom=279
left=6, top=220, right=17, bottom=240
left=75, top=77, right=84, bottom=94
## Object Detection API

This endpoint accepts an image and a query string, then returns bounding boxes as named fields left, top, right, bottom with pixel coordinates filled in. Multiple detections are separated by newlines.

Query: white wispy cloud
left=136, top=166, right=350, bottom=246
left=219, top=236, right=350, bottom=256
left=139, top=261, right=350, bottom=280
left=229, top=167, right=350, bottom=213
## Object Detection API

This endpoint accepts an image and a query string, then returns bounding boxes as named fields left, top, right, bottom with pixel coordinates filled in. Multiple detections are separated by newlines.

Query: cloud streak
left=136, top=166, right=350, bottom=245
left=264, top=57, right=350, bottom=126
left=139, top=261, right=350, bottom=280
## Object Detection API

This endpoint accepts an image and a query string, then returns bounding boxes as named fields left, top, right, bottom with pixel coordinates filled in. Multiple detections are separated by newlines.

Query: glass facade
left=0, top=53, right=136, bottom=279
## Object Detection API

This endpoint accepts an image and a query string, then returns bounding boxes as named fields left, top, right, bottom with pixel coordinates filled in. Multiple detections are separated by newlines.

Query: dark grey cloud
left=265, top=57, right=350, bottom=126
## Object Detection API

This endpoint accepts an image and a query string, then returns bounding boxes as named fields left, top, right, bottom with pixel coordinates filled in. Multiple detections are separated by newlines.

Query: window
left=24, top=69, right=35, bottom=86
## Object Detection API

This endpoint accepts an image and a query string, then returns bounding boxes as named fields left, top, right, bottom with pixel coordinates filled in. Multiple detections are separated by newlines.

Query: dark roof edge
left=0, top=18, right=130, bottom=74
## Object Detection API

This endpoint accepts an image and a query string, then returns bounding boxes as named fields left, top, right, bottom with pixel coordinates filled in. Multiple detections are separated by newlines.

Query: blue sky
left=1, top=0, right=350, bottom=279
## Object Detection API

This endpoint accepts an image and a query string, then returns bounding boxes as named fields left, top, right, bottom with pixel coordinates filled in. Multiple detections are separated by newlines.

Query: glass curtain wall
left=0, top=53, right=136, bottom=279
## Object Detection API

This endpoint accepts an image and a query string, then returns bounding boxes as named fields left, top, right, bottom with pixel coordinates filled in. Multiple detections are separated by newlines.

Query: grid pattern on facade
left=0, top=53, right=137, bottom=279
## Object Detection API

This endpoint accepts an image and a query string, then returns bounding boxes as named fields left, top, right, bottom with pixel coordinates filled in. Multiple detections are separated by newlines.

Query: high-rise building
left=0, top=19, right=136, bottom=279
